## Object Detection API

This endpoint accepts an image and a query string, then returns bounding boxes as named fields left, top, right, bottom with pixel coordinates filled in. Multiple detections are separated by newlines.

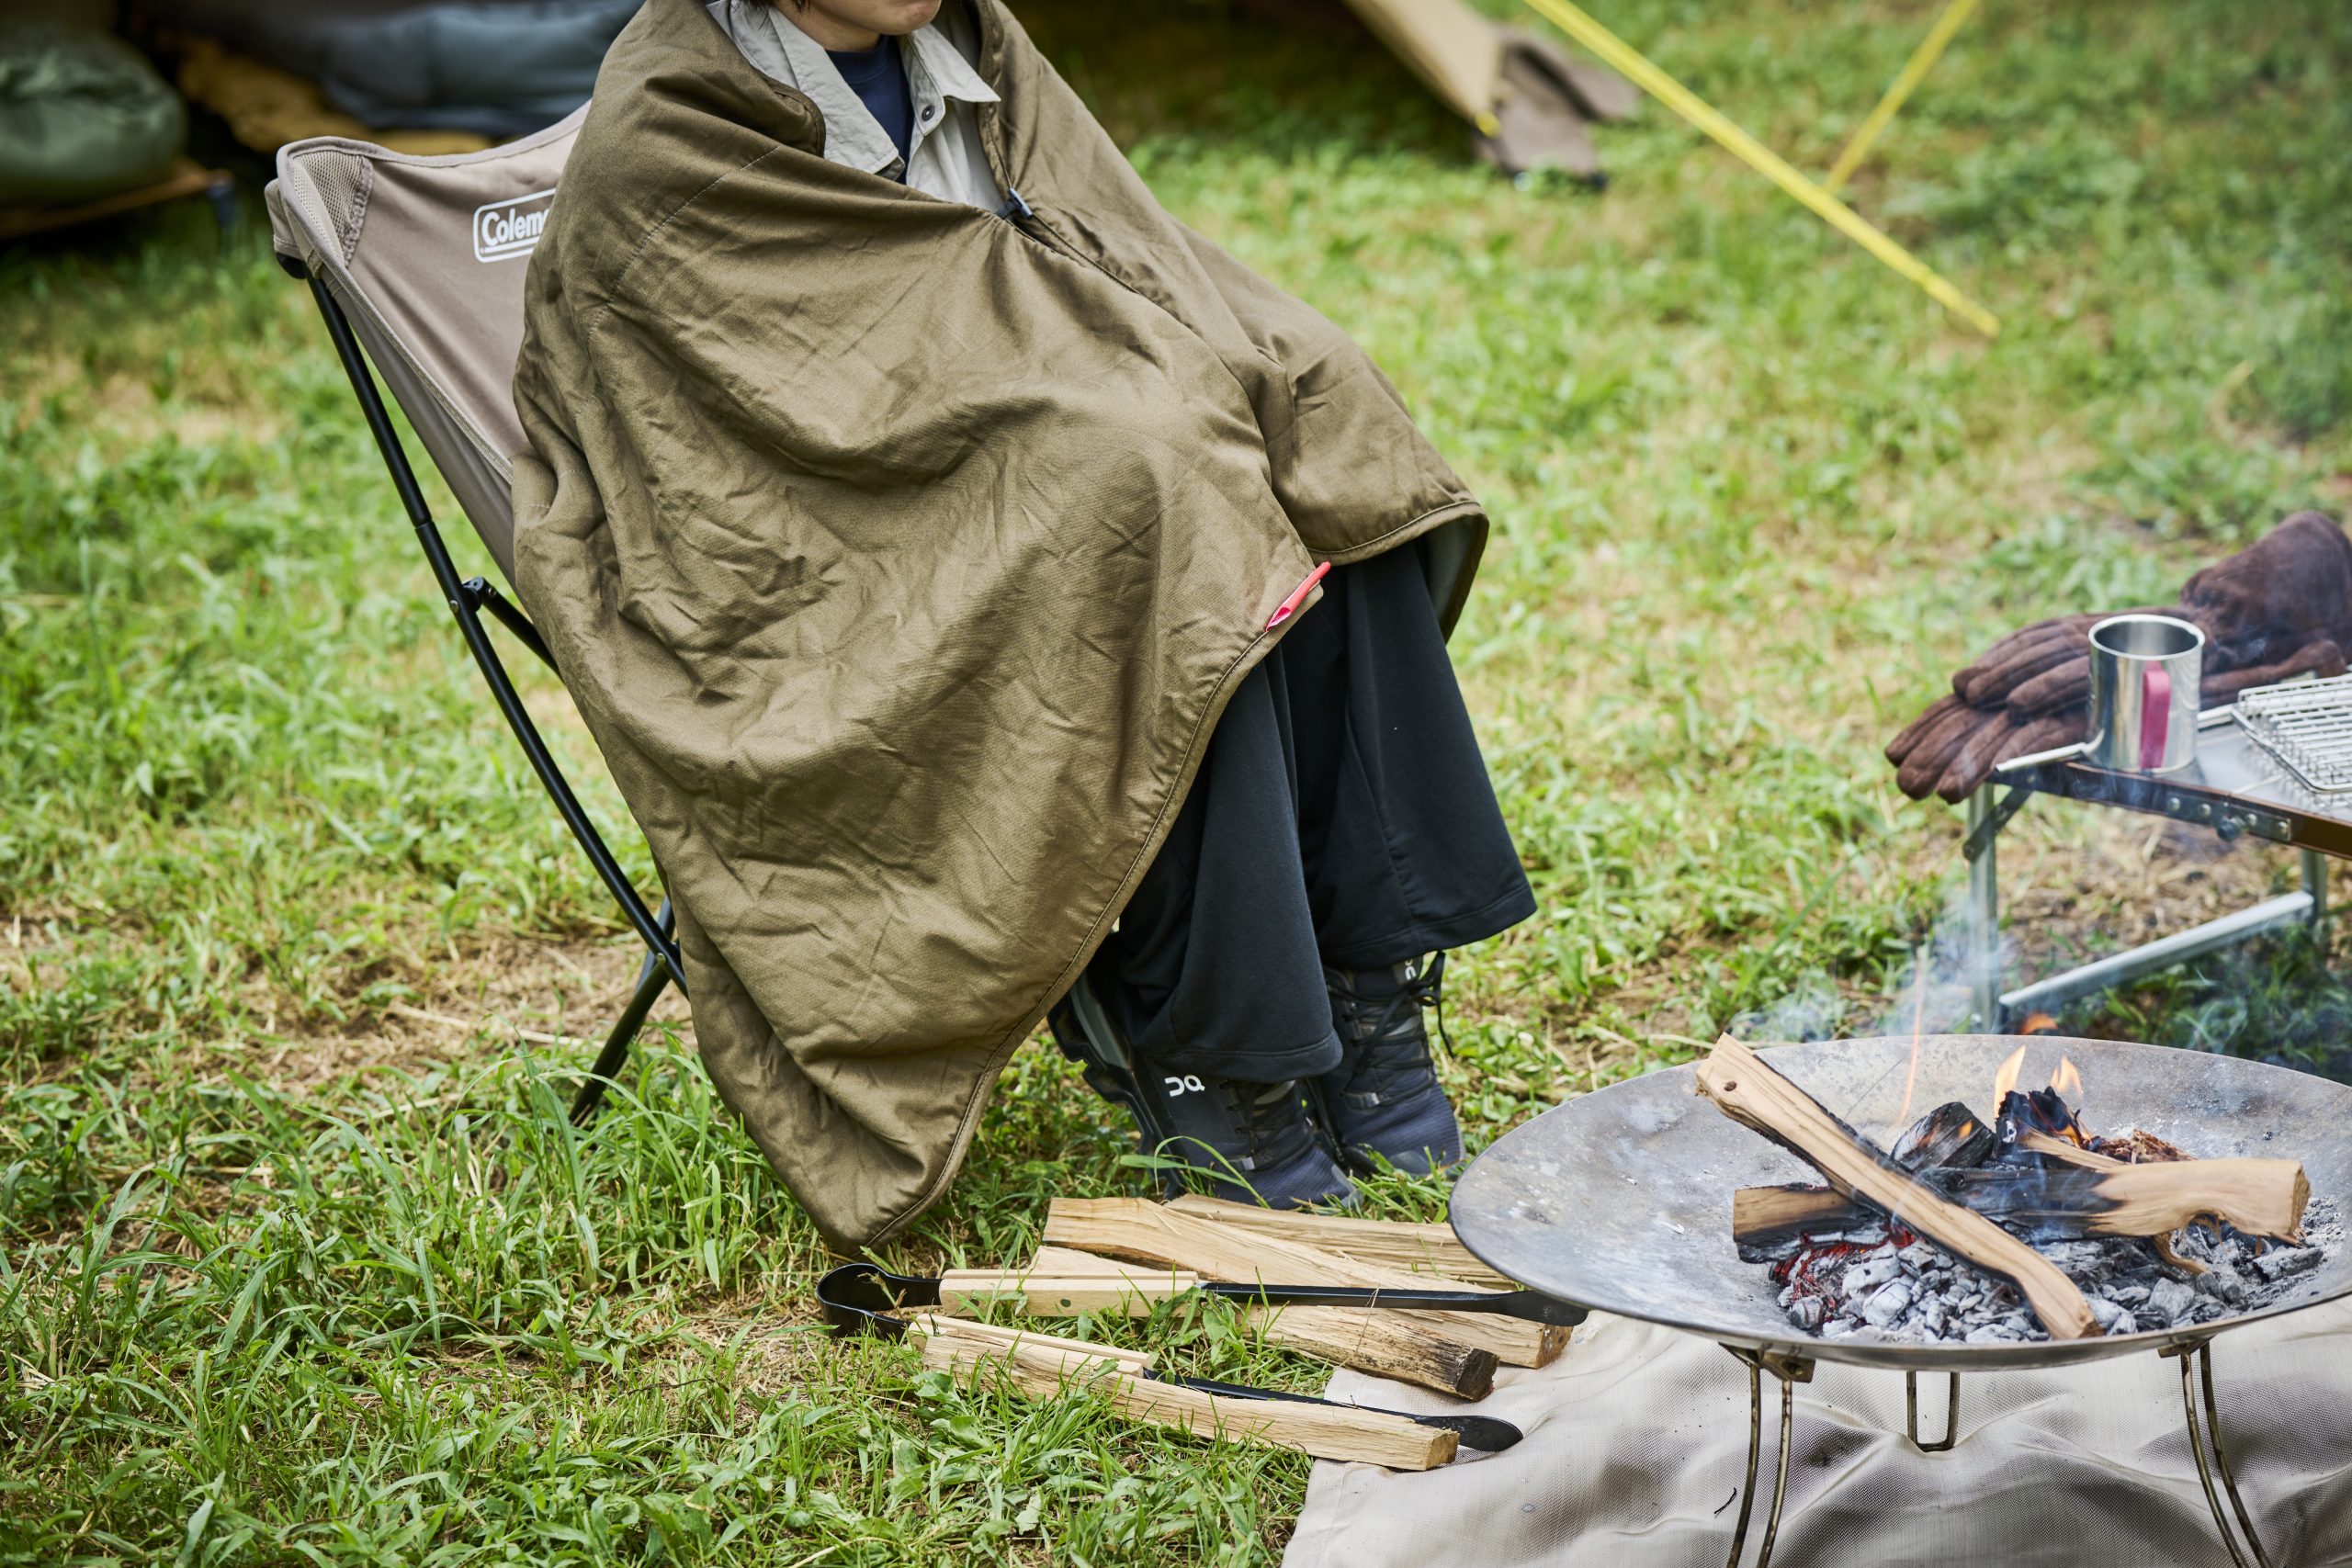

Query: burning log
left=1734, top=1157, right=2308, bottom=1249
left=1734, top=1184, right=1867, bottom=1247
left=1889, top=1101, right=1998, bottom=1171
left=1695, top=1037, right=2101, bottom=1339
left=1945, top=1160, right=2306, bottom=1241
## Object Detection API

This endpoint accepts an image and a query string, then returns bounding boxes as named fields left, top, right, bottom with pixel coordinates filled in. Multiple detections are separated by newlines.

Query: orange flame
left=2051, top=1055, right=2083, bottom=1102
left=1992, top=1043, right=2028, bottom=1104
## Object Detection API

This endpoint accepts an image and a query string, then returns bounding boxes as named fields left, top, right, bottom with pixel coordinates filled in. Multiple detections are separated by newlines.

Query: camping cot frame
left=280, top=253, right=684, bottom=1125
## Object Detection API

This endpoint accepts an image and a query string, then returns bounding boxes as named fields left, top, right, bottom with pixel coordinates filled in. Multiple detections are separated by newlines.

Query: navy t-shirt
left=827, top=37, right=915, bottom=173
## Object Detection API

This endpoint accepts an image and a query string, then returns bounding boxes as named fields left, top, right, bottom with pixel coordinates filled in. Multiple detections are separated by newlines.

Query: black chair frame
left=285, top=256, right=685, bottom=1125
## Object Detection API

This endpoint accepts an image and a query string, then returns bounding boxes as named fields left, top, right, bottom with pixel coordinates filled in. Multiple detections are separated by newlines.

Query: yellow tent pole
left=1825, top=0, right=1980, bottom=195
left=1516, top=0, right=2000, bottom=337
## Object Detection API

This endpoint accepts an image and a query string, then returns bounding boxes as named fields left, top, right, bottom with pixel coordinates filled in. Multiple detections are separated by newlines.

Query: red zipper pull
left=1266, top=561, right=1330, bottom=629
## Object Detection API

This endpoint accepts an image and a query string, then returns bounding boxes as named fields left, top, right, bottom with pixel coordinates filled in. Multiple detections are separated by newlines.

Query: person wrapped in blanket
left=699, top=0, right=1535, bottom=1207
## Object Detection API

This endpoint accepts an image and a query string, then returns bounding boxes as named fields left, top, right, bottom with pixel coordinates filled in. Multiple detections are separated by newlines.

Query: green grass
left=6, top=0, right=2351, bottom=1560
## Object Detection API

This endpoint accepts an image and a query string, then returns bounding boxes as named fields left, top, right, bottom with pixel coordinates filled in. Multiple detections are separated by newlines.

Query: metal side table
left=1964, top=710, right=2338, bottom=1029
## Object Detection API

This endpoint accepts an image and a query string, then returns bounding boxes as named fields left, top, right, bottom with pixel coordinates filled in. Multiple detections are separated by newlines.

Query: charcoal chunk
left=2252, top=1247, right=2321, bottom=1284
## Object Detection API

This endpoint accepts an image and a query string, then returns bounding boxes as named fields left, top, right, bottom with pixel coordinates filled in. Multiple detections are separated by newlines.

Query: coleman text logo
left=473, top=189, right=555, bottom=263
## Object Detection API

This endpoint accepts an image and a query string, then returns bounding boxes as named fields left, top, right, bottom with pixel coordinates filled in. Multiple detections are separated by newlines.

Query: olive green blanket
left=510, top=0, right=1486, bottom=1247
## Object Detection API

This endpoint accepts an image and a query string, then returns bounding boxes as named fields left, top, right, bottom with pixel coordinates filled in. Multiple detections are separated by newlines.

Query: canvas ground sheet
left=508, top=0, right=1485, bottom=1247
left=1285, top=1300, right=2352, bottom=1566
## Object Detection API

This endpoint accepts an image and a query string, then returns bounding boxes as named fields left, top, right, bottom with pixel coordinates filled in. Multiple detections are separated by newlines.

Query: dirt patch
left=1997, top=811, right=2292, bottom=977
left=252, top=929, right=695, bottom=1098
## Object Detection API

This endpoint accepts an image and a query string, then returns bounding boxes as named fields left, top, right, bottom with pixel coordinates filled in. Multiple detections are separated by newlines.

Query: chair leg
left=570, top=948, right=673, bottom=1126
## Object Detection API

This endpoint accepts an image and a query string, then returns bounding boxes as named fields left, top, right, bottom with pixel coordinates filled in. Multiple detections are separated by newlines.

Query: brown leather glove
left=2179, top=510, right=2352, bottom=667
left=1886, top=513, right=2352, bottom=802
left=1898, top=639, right=2349, bottom=803
left=2002, top=513, right=2352, bottom=717
left=1947, top=613, right=2131, bottom=707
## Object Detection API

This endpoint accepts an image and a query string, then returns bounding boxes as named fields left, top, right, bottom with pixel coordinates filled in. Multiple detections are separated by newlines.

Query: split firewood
left=1734, top=1157, right=2308, bottom=1249
left=1732, top=1184, right=1865, bottom=1247
left=1044, top=1198, right=1569, bottom=1367
left=1164, top=1195, right=1512, bottom=1287
left=908, top=1314, right=1155, bottom=1375
left=922, top=1333, right=1457, bottom=1470
left=940, top=1265, right=1202, bottom=1316
left=1237, top=1304, right=1498, bottom=1399
left=1948, top=1161, right=2307, bottom=1242
left=1735, top=1098, right=2006, bottom=1246
left=2012, top=1130, right=2197, bottom=1267
left=1024, top=1245, right=1497, bottom=1398
left=2011, top=1127, right=2122, bottom=1169
left=1736, top=1113, right=2309, bottom=1253
left=1695, top=1037, right=2100, bottom=1339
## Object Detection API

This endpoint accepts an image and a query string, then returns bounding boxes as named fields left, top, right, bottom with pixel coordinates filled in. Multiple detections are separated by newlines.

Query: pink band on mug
left=2140, top=665, right=2172, bottom=772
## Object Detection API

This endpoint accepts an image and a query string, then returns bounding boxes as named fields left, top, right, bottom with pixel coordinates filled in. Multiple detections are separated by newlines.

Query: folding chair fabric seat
left=266, top=109, right=581, bottom=582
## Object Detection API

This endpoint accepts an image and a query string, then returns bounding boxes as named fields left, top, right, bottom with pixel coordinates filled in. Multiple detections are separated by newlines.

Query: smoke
left=1729, top=880, right=2010, bottom=1043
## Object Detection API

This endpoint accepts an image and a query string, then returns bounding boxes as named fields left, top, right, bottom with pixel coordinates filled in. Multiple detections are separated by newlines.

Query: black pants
left=1084, top=542, right=1534, bottom=1082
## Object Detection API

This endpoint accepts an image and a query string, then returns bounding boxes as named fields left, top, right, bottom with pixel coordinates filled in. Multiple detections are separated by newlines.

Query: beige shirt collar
left=713, top=0, right=999, bottom=180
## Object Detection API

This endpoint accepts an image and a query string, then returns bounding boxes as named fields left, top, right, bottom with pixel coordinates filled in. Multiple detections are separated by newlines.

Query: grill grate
left=2235, top=675, right=2352, bottom=794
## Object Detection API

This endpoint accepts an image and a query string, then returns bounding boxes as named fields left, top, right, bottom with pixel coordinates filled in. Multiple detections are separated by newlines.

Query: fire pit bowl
left=1450, top=1033, right=2352, bottom=1373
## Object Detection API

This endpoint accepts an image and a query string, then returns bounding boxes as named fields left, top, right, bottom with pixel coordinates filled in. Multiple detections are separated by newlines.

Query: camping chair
left=265, top=112, right=684, bottom=1124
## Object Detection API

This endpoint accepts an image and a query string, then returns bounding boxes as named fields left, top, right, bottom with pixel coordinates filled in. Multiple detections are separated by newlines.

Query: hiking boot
left=1049, top=971, right=1356, bottom=1209
left=1317, top=953, right=1463, bottom=1177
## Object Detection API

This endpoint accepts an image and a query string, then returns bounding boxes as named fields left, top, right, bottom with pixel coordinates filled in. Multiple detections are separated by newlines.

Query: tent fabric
left=0, top=22, right=187, bottom=209
left=1339, top=0, right=1499, bottom=123
left=1332, top=0, right=1635, bottom=177
left=503, top=0, right=1488, bottom=1248
left=1286, top=1301, right=2352, bottom=1567
left=184, top=36, right=492, bottom=156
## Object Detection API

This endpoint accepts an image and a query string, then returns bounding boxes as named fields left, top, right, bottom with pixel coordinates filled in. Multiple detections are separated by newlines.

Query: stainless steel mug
left=2087, top=613, right=2204, bottom=773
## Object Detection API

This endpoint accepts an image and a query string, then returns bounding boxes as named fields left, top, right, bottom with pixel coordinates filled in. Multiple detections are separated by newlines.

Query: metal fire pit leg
left=2165, top=1340, right=2274, bottom=1568
left=1724, top=1352, right=1764, bottom=1566
left=1965, top=787, right=2002, bottom=1029
left=1719, top=1348, right=1813, bottom=1568
left=2199, top=1346, right=2276, bottom=1568
left=1904, top=1371, right=1960, bottom=1451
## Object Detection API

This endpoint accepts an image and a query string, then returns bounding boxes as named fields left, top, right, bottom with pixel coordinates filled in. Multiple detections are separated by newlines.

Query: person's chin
left=891, top=0, right=944, bottom=32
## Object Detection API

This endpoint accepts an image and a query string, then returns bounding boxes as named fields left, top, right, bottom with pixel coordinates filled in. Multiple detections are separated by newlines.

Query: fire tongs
left=819, top=1260, right=1566, bottom=1451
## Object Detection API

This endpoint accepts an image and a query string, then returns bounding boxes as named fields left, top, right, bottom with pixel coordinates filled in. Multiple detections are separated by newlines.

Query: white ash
left=1747, top=1197, right=2340, bottom=1346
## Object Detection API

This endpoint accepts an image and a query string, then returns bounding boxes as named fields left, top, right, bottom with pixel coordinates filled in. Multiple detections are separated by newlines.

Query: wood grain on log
left=910, top=1314, right=1154, bottom=1374
left=1696, top=1037, right=2099, bottom=1340
left=1741, top=1134, right=2309, bottom=1248
left=951, top=1247, right=1500, bottom=1397
left=921, top=1335, right=1457, bottom=1470
left=1045, top=1198, right=1567, bottom=1366
left=1732, top=1183, right=1865, bottom=1246
left=1163, top=1196, right=1511, bottom=1287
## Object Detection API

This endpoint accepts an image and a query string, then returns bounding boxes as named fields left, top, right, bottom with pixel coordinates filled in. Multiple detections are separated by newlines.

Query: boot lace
left=1228, top=1078, right=1316, bottom=1166
left=1340, top=952, right=1453, bottom=1100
